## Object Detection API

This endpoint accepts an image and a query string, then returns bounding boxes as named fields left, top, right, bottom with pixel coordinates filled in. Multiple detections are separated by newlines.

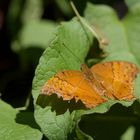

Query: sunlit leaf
left=84, top=2, right=140, bottom=65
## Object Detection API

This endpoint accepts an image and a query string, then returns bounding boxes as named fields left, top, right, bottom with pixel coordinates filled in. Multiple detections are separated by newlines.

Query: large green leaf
left=84, top=2, right=140, bottom=65
left=0, top=100, right=42, bottom=140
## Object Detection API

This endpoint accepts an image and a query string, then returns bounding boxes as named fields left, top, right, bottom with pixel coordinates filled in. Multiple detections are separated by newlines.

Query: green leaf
left=84, top=3, right=140, bottom=65
left=16, top=111, right=40, bottom=129
left=125, top=0, right=140, bottom=8
left=35, top=106, right=73, bottom=140
left=12, top=20, right=57, bottom=51
left=122, top=3, right=140, bottom=64
left=0, top=100, right=42, bottom=140
left=7, top=0, right=43, bottom=38
left=21, top=0, right=43, bottom=23
left=120, top=126, right=135, bottom=140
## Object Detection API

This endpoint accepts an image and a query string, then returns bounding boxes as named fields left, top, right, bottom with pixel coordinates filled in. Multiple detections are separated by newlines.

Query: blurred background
left=0, top=0, right=128, bottom=107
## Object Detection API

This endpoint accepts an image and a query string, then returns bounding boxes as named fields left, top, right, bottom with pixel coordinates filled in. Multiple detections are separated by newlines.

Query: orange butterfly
left=41, top=61, right=139, bottom=109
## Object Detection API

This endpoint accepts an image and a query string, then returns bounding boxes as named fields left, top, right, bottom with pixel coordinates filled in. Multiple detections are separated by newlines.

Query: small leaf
left=120, top=126, right=135, bottom=140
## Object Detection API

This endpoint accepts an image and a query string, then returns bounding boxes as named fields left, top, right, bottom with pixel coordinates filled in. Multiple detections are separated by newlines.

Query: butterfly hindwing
left=91, top=61, right=138, bottom=100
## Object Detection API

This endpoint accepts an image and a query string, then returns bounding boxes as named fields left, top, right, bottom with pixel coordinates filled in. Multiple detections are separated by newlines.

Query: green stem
left=70, top=1, right=109, bottom=47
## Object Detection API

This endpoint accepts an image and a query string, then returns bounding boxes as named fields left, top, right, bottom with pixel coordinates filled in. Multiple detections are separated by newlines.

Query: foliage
left=1, top=0, right=140, bottom=139
left=0, top=100, right=42, bottom=140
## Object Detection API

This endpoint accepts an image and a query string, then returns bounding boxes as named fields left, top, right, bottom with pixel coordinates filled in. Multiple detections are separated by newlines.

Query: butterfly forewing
left=42, top=70, right=105, bottom=108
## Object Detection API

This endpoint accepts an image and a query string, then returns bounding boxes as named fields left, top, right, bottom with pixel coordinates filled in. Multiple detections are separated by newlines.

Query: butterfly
left=41, top=61, right=139, bottom=109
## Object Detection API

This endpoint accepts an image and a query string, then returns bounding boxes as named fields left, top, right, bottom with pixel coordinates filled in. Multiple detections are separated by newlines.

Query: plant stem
left=70, top=1, right=109, bottom=47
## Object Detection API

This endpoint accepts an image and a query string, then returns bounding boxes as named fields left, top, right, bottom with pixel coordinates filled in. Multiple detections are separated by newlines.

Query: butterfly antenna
left=70, top=1, right=109, bottom=47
